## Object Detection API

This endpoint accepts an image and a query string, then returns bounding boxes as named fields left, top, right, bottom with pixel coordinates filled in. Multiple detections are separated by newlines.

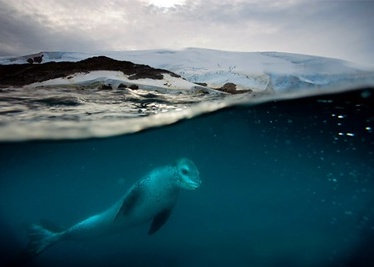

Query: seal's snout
left=191, top=171, right=202, bottom=189
left=188, top=177, right=202, bottom=190
left=176, top=158, right=201, bottom=190
left=180, top=175, right=201, bottom=190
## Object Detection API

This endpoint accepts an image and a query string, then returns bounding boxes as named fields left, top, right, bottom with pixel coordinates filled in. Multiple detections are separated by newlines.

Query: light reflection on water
left=0, top=85, right=371, bottom=141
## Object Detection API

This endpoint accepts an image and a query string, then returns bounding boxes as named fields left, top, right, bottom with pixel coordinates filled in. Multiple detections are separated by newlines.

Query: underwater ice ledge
left=0, top=84, right=372, bottom=142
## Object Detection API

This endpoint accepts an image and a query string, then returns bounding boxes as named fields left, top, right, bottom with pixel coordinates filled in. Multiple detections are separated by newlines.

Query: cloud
left=0, top=0, right=99, bottom=54
left=0, top=0, right=373, bottom=65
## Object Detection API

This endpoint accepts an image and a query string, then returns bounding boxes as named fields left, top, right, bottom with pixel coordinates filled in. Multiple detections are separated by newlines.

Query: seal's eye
left=181, top=168, right=189, bottom=175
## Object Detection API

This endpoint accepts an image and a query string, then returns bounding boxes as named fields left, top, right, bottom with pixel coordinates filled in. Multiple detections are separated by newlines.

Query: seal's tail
left=26, top=223, right=63, bottom=257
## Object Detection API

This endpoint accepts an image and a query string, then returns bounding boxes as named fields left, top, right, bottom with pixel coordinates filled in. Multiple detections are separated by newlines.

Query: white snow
left=28, top=70, right=221, bottom=94
left=1, top=48, right=374, bottom=92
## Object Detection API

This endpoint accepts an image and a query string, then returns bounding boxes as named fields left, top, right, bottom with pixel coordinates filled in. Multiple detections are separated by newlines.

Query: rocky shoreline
left=0, top=56, right=180, bottom=88
left=0, top=55, right=251, bottom=94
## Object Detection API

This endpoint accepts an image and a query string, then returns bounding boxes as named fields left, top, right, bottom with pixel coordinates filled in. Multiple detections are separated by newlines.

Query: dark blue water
left=1, top=88, right=373, bottom=267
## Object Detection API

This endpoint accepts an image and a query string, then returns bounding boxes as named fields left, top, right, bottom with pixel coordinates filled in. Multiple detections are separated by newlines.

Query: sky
left=0, top=0, right=373, bottom=66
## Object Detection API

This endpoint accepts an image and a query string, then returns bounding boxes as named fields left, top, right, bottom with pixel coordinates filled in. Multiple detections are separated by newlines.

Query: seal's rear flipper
left=26, top=224, right=62, bottom=258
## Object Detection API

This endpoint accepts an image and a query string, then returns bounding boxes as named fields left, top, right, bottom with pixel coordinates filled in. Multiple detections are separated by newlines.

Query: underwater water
left=0, top=88, right=374, bottom=267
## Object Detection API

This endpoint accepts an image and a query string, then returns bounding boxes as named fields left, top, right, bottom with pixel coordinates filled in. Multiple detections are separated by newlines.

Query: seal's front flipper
left=115, top=184, right=143, bottom=221
left=148, top=208, right=173, bottom=235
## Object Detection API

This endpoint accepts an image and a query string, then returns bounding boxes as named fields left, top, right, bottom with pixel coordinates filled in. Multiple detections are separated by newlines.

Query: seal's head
left=174, top=158, right=201, bottom=190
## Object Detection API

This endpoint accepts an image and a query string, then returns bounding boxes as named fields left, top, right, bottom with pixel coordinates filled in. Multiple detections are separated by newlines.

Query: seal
left=26, top=158, right=201, bottom=257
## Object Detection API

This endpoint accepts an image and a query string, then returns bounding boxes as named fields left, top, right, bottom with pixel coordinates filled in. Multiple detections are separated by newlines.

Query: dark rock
left=118, top=83, right=127, bottom=89
left=0, top=56, right=181, bottom=87
left=215, top=82, right=253, bottom=94
left=33, top=54, right=44, bottom=64
left=220, top=82, right=237, bottom=93
left=129, top=72, right=163, bottom=80
left=195, top=82, right=208, bottom=86
left=27, top=58, right=34, bottom=64
left=129, top=84, right=139, bottom=90
left=100, top=84, right=112, bottom=90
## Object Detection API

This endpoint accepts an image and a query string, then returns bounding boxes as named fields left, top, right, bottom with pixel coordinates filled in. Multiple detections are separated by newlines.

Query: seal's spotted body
left=26, top=158, right=201, bottom=257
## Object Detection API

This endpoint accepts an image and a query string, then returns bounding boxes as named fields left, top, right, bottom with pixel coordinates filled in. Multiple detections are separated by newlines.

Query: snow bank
left=29, top=70, right=221, bottom=95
